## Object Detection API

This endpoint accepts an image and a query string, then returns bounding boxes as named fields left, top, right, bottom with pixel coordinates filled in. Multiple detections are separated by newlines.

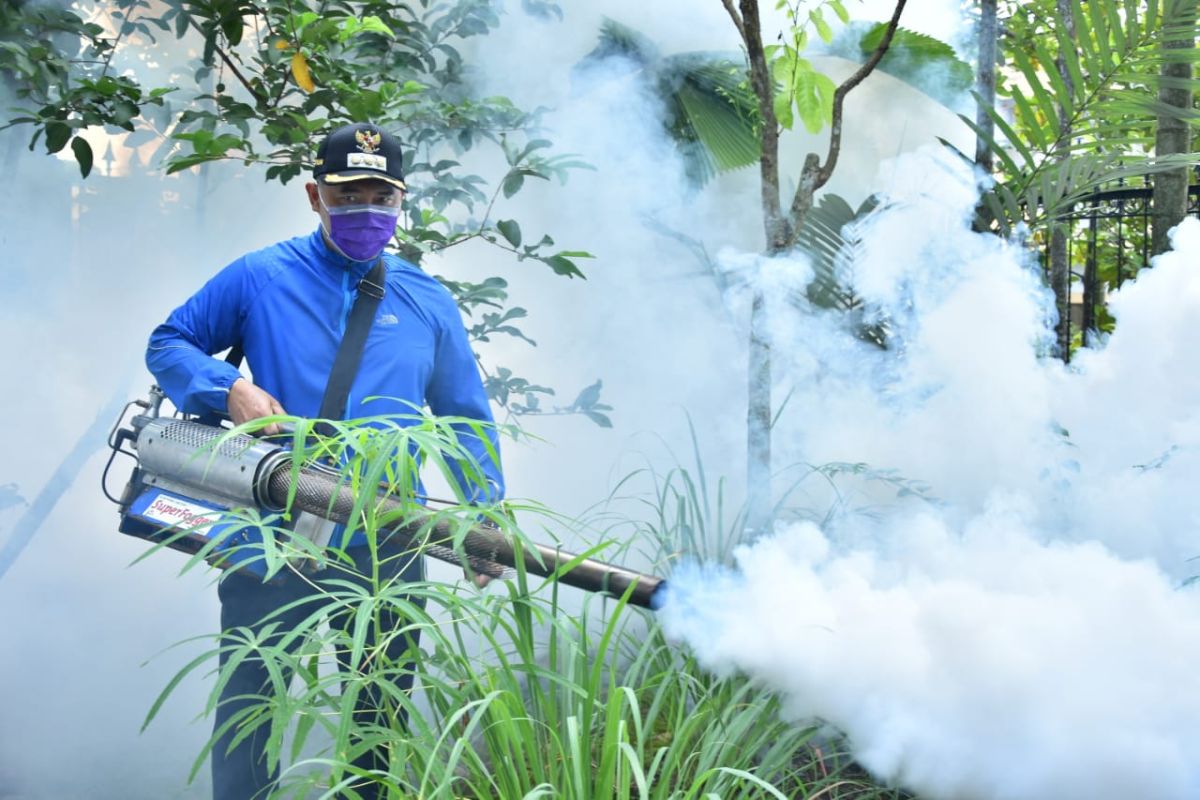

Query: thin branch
left=785, top=0, right=906, bottom=237
left=179, top=14, right=267, bottom=104
left=816, top=0, right=906, bottom=187
left=721, top=0, right=745, bottom=41
left=739, top=0, right=787, bottom=250
left=212, top=43, right=267, bottom=104
left=98, top=6, right=137, bottom=80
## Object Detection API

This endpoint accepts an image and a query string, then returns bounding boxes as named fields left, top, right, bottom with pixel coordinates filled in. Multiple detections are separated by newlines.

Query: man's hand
left=468, top=571, right=492, bottom=589
left=227, top=377, right=287, bottom=435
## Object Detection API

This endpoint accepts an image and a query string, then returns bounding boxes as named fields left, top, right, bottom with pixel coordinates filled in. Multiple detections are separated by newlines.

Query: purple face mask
left=321, top=198, right=400, bottom=262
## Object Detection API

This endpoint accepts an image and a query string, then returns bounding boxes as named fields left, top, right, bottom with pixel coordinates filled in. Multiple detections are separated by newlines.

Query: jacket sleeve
left=145, top=258, right=249, bottom=415
left=425, top=304, right=506, bottom=503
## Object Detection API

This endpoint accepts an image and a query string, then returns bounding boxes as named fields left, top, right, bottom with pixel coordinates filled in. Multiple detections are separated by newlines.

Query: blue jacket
left=146, top=228, right=503, bottom=547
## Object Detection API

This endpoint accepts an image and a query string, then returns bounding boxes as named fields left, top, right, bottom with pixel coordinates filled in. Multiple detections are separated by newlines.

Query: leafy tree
left=580, top=6, right=918, bottom=530
left=957, top=0, right=1200, bottom=358
left=0, top=0, right=605, bottom=425
left=717, top=0, right=907, bottom=531
left=963, top=0, right=1200, bottom=237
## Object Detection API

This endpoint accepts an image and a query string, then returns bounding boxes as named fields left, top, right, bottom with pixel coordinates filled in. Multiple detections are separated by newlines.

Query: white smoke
left=664, top=514, right=1200, bottom=800
left=6, top=1, right=1165, bottom=798
left=0, top=87, right=296, bottom=799
left=660, top=148, right=1200, bottom=800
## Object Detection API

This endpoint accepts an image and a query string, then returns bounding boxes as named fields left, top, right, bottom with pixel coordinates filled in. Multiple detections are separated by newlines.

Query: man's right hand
left=227, top=377, right=287, bottom=435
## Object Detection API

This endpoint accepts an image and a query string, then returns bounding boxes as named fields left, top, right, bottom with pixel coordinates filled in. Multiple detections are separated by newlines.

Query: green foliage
left=1, top=0, right=610, bottom=426
left=962, top=0, right=1200, bottom=236
left=582, top=18, right=761, bottom=186
left=769, top=45, right=837, bottom=134
left=0, top=0, right=171, bottom=177
left=140, top=414, right=906, bottom=799
left=768, top=0, right=847, bottom=136
left=794, top=193, right=889, bottom=348
left=825, top=22, right=974, bottom=108
left=584, top=14, right=976, bottom=187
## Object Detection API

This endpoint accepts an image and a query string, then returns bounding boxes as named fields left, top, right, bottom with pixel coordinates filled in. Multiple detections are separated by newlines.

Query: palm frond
left=966, top=0, right=1200, bottom=234
left=579, top=20, right=760, bottom=187
left=580, top=17, right=659, bottom=68
left=664, top=56, right=761, bottom=181
left=794, top=193, right=888, bottom=347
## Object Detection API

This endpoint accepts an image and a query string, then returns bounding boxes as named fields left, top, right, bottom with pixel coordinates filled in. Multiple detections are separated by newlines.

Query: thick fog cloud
left=0, top=1, right=1018, bottom=796
left=661, top=149, right=1200, bottom=800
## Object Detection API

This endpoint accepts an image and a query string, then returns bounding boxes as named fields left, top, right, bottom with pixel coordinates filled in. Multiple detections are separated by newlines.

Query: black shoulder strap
left=223, top=343, right=245, bottom=369
left=316, top=258, right=386, bottom=431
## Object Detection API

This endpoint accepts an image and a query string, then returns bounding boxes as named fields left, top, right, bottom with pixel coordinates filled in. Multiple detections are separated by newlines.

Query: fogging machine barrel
left=132, top=418, right=667, bottom=610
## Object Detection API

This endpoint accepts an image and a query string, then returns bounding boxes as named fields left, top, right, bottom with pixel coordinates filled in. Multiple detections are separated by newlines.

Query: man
left=145, top=122, right=504, bottom=799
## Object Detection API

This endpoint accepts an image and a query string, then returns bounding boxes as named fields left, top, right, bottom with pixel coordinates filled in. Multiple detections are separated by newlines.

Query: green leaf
left=675, top=79, right=760, bottom=172
left=93, top=75, right=120, bottom=96
left=357, top=15, right=395, bottom=37
left=1034, top=38, right=1074, bottom=118
left=44, top=122, right=71, bottom=154
left=1071, top=0, right=1101, bottom=77
left=1089, top=0, right=1114, bottom=70
left=220, top=14, right=243, bottom=47
left=497, top=219, right=521, bottom=248
left=809, top=8, right=833, bottom=43
left=166, top=153, right=216, bottom=174
left=980, top=189, right=1010, bottom=236
left=794, top=69, right=835, bottom=134
left=501, top=171, right=524, bottom=198
left=858, top=24, right=973, bottom=105
left=542, top=253, right=586, bottom=278
left=70, top=136, right=93, bottom=178
left=1009, top=46, right=1061, bottom=139
left=982, top=104, right=1037, bottom=171
left=584, top=410, right=613, bottom=428
left=571, top=379, right=603, bottom=410
left=773, top=88, right=794, bottom=130
left=1010, top=90, right=1049, bottom=151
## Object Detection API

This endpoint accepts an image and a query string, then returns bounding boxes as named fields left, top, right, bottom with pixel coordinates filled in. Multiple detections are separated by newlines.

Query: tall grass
left=144, top=412, right=906, bottom=799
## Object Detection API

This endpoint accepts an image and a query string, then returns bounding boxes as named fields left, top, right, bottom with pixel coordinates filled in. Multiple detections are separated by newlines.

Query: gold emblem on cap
left=355, top=129, right=382, bottom=154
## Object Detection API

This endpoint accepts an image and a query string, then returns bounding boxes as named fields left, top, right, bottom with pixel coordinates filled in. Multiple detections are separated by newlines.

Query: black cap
left=313, top=122, right=406, bottom=191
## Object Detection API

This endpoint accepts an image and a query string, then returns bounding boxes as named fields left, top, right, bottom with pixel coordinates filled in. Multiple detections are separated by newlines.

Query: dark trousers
left=211, top=546, right=424, bottom=800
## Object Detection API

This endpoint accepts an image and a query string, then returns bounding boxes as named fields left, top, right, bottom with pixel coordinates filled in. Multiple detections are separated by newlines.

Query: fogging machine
left=103, top=387, right=667, bottom=610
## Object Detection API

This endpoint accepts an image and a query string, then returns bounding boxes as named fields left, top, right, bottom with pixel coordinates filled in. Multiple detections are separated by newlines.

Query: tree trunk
left=1051, top=0, right=1075, bottom=360
left=1049, top=225, right=1072, bottom=358
left=746, top=292, right=771, bottom=532
left=974, top=0, right=997, bottom=174
left=1151, top=3, right=1196, bottom=257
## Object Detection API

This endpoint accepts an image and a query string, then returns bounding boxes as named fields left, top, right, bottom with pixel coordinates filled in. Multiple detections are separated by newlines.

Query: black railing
left=1043, top=178, right=1200, bottom=353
